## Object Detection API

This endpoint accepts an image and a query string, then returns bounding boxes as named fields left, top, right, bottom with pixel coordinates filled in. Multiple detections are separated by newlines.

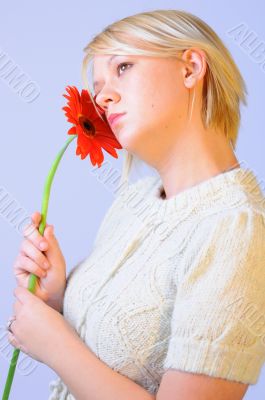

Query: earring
left=187, top=87, right=196, bottom=124
left=225, top=131, right=236, bottom=152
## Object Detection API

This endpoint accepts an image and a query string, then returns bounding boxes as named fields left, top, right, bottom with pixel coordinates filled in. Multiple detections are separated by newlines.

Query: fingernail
left=39, top=241, right=47, bottom=250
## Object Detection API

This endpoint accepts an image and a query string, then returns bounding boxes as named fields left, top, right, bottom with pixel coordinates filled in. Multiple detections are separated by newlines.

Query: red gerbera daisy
left=62, top=85, right=122, bottom=168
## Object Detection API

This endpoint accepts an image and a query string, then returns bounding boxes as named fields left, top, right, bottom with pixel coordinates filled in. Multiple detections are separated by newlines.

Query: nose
left=95, top=88, right=120, bottom=111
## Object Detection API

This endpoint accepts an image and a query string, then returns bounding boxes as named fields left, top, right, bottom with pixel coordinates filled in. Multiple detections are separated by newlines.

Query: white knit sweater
left=48, top=166, right=265, bottom=399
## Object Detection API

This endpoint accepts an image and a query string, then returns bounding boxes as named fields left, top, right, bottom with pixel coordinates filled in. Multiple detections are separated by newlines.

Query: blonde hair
left=81, top=9, right=247, bottom=188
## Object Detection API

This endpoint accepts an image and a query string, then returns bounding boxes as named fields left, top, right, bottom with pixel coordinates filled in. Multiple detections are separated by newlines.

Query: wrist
left=48, top=317, right=83, bottom=371
left=46, top=291, right=65, bottom=313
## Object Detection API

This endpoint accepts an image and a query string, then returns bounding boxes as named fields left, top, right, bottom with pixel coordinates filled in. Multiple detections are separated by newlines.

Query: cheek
left=117, top=80, right=186, bottom=149
left=128, top=78, right=185, bottom=124
left=136, top=88, right=179, bottom=124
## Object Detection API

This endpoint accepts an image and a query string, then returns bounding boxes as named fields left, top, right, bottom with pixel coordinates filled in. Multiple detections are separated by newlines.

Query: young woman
left=9, top=9, right=265, bottom=400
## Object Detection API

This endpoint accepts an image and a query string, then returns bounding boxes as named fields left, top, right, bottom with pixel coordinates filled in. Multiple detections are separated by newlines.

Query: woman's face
left=93, top=53, right=192, bottom=166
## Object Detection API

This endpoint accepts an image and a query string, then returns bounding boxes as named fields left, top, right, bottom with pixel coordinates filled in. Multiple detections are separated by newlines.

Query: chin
left=115, top=128, right=139, bottom=152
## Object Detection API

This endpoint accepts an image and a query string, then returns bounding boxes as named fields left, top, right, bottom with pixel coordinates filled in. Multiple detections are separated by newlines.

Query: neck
left=156, top=128, right=240, bottom=200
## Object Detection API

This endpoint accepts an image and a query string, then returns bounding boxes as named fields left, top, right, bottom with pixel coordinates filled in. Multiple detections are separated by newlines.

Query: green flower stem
left=2, top=134, right=77, bottom=400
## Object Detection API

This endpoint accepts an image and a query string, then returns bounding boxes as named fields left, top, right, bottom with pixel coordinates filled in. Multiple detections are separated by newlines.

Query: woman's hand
left=13, top=211, right=67, bottom=313
left=8, top=286, right=79, bottom=365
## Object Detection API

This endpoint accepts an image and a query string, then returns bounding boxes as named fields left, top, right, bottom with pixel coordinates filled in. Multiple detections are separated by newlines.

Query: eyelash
left=116, top=62, right=133, bottom=76
left=94, top=62, right=133, bottom=97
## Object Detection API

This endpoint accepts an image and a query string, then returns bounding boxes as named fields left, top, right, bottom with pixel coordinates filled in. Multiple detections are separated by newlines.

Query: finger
left=31, top=212, right=53, bottom=233
left=13, top=300, right=22, bottom=315
left=7, top=331, right=27, bottom=353
left=14, top=286, right=38, bottom=305
left=22, top=220, right=37, bottom=239
left=7, top=332, right=20, bottom=349
left=31, top=211, right=42, bottom=225
left=19, top=240, right=51, bottom=270
left=23, top=220, right=49, bottom=252
left=43, top=225, right=64, bottom=265
left=44, top=225, right=54, bottom=240
left=14, top=254, right=48, bottom=278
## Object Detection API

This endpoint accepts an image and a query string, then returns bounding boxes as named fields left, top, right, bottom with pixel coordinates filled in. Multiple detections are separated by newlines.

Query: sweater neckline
left=123, top=165, right=263, bottom=219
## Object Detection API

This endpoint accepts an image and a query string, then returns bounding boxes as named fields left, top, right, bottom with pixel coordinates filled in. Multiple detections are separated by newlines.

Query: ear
left=180, top=48, right=207, bottom=89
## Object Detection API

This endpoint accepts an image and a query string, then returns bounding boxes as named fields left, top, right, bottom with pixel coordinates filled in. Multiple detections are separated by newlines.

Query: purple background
left=0, top=1, right=264, bottom=399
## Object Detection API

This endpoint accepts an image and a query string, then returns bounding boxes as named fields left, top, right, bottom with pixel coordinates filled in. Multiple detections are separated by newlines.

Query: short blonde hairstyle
left=81, top=9, right=247, bottom=187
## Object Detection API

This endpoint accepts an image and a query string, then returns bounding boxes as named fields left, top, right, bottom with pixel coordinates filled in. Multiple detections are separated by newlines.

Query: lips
left=107, top=113, right=126, bottom=126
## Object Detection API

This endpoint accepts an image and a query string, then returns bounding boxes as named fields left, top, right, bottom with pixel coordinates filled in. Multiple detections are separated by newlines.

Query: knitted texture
left=48, top=167, right=265, bottom=399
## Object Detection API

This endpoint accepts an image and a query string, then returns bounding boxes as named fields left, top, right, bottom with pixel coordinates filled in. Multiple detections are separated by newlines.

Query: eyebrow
left=93, top=55, right=120, bottom=91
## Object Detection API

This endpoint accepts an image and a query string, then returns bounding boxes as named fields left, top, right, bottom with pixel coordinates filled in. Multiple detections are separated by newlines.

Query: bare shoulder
left=156, top=369, right=249, bottom=400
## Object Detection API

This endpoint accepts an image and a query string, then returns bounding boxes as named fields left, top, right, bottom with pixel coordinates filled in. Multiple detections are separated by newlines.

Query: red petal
left=68, top=126, right=77, bottom=135
left=62, top=85, right=123, bottom=164
left=94, top=138, right=118, bottom=158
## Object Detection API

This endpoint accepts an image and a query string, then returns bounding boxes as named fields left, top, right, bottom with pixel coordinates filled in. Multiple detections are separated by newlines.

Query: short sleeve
left=163, top=209, right=265, bottom=385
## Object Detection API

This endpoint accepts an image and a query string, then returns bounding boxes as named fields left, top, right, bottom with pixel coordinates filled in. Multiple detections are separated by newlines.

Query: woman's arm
left=48, top=326, right=155, bottom=400
left=156, top=369, right=248, bottom=400
left=49, top=327, right=249, bottom=400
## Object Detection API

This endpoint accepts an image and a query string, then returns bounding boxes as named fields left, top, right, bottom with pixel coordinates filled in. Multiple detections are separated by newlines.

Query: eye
left=117, top=62, right=133, bottom=76
left=94, top=63, right=133, bottom=97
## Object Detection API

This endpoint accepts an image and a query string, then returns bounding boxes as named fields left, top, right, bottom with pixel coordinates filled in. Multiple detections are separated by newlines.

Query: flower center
left=78, top=114, right=95, bottom=137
